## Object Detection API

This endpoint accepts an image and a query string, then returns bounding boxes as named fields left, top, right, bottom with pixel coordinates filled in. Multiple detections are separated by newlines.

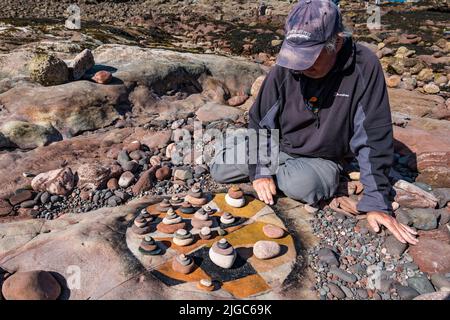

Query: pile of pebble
left=308, top=208, right=446, bottom=300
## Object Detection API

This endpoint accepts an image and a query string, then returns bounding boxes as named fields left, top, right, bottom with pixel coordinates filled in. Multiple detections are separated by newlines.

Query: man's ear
left=336, top=35, right=344, bottom=52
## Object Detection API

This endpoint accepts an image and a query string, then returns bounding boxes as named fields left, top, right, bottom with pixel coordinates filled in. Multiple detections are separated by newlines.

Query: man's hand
left=367, top=211, right=418, bottom=245
left=253, top=177, right=276, bottom=205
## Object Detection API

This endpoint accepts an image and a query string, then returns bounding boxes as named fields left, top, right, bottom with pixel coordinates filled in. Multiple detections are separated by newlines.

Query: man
left=210, top=0, right=417, bottom=245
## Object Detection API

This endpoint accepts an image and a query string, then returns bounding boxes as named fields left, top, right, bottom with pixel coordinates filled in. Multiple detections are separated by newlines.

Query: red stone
left=156, top=222, right=186, bottom=234
left=92, top=71, right=113, bottom=84
left=107, top=178, right=119, bottom=191
left=393, top=180, right=438, bottom=208
left=262, top=224, right=285, bottom=239
left=409, top=229, right=450, bottom=274
left=155, top=166, right=171, bottom=181
left=132, top=166, right=159, bottom=196
left=172, top=257, right=195, bottom=274
left=2, top=270, right=61, bottom=300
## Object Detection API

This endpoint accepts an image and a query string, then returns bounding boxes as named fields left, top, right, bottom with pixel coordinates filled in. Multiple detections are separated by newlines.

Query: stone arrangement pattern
left=126, top=193, right=296, bottom=299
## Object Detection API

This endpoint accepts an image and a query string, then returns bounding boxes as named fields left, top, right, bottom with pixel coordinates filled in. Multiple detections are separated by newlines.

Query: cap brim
left=276, top=41, right=325, bottom=71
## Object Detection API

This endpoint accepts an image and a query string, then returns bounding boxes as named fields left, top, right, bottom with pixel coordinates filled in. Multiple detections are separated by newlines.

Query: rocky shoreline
left=0, top=0, right=449, bottom=300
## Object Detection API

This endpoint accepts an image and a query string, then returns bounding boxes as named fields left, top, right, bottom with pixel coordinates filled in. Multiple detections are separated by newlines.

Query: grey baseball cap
left=276, top=0, right=342, bottom=71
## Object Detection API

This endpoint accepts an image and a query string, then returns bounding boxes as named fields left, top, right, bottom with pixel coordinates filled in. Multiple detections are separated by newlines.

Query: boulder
left=70, top=49, right=95, bottom=80
left=140, top=130, right=172, bottom=149
left=393, top=125, right=450, bottom=187
left=28, top=54, right=69, bottom=86
left=131, top=166, right=159, bottom=195
left=2, top=270, right=61, bottom=300
left=0, top=121, right=61, bottom=150
left=409, top=229, right=450, bottom=274
left=196, top=102, right=243, bottom=122
left=0, top=81, right=127, bottom=136
left=76, top=163, right=111, bottom=191
left=388, top=88, right=448, bottom=120
left=93, top=45, right=265, bottom=97
left=393, top=180, right=438, bottom=208
left=31, top=167, right=75, bottom=196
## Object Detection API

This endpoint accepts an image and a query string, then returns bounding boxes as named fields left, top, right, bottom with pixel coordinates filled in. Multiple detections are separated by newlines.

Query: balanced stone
left=262, top=224, right=285, bottom=239
left=169, top=196, right=183, bottom=206
left=139, top=235, right=161, bottom=255
left=180, top=201, right=196, bottom=214
left=173, top=229, right=194, bottom=246
left=132, top=216, right=152, bottom=235
left=253, top=240, right=281, bottom=260
left=138, top=209, right=152, bottom=221
left=191, top=209, right=213, bottom=229
left=162, top=209, right=182, bottom=225
left=225, top=186, right=245, bottom=208
left=220, top=212, right=236, bottom=225
left=185, top=186, right=207, bottom=206
left=209, top=238, right=237, bottom=269
left=197, top=278, right=214, bottom=291
left=228, top=185, right=244, bottom=199
left=203, top=205, right=215, bottom=215
left=199, top=227, right=212, bottom=240
left=172, top=254, right=195, bottom=274
left=157, top=199, right=172, bottom=212
left=157, top=209, right=185, bottom=234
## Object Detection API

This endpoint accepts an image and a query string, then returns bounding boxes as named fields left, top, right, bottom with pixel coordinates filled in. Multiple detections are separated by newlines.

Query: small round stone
left=253, top=240, right=281, bottom=260
left=262, top=224, right=285, bottom=239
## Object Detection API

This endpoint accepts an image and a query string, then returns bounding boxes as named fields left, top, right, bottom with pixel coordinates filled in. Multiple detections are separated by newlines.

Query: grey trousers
left=209, top=137, right=342, bottom=205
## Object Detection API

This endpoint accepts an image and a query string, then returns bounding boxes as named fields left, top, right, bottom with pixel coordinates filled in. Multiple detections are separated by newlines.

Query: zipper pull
left=314, top=112, right=320, bottom=129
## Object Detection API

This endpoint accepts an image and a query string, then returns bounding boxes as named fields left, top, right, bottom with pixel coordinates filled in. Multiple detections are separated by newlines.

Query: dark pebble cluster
left=308, top=208, right=441, bottom=300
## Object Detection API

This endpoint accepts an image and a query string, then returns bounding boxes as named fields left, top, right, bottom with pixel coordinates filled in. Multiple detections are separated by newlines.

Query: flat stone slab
left=126, top=193, right=297, bottom=299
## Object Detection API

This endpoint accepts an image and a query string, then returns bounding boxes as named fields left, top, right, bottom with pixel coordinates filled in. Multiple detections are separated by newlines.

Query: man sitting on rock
left=210, top=0, right=418, bottom=245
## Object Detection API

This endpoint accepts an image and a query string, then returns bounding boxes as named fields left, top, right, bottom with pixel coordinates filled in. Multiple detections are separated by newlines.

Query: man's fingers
left=256, top=184, right=270, bottom=205
left=388, top=223, right=407, bottom=244
left=262, top=185, right=274, bottom=205
left=400, top=223, right=418, bottom=235
left=398, top=224, right=419, bottom=245
left=269, top=181, right=277, bottom=195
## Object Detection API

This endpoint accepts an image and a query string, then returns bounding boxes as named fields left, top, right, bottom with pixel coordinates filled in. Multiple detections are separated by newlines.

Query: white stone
left=209, top=246, right=236, bottom=269
left=225, top=194, right=245, bottom=208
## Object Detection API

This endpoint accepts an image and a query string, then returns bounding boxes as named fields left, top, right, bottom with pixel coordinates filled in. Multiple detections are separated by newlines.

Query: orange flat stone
left=221, top=273, right=270, bottom=298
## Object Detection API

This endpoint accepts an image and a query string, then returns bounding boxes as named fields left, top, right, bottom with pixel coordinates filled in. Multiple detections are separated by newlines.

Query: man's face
left=299, top=36, right=343, bottom=79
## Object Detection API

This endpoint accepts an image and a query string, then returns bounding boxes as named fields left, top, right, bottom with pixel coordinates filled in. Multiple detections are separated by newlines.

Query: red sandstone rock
left=107, top=178, right=119, bottom=191
left=2, top=270, right=61, bottom=300
left=227, top=95, right=249, bottom=107
left=9, top=189, right=33, bottom=206
left=409, top=229, right=450, bottom=274
left=263, top=224, right=285, bottom=239
left=394, top=180, right=438, bottom=208
left=31, top=167, right=75, bottom=196
left=92, top=70, right=113, bottom=84
left=156, top=222, right=186, bottom=234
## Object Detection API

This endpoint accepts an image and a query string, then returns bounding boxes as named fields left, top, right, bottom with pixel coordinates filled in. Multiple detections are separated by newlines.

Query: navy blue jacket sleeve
left=350, top=55, right=394, bottom=214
